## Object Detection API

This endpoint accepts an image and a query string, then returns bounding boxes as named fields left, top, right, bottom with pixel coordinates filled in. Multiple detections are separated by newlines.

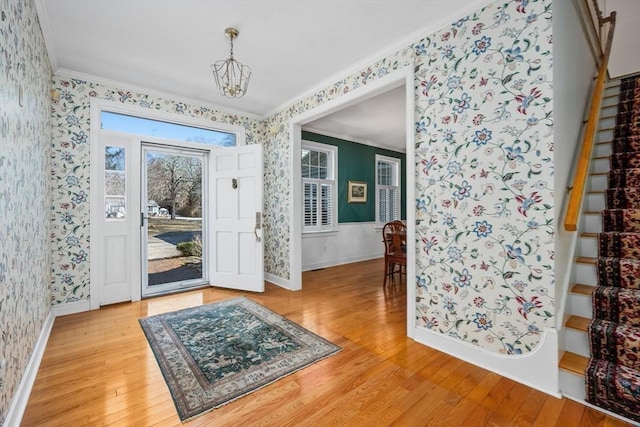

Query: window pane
left=301, top=149, right=310, bottom=166
left=319, top=152, right=327, bottom=167
left=318, top=166, right=327, bottom=179
left=105, top=146, right=125, bottom=219
left=309, top=165, right=319, bottom=179
left=309, top=150, right=318, bottom=166
left=101, top=112, right=236, bottom=147
left=378, top=161, right=392, bottom=186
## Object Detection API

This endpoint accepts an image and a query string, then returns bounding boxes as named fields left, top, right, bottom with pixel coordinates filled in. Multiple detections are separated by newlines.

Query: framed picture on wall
left=348, top=181, right=367, bottom=203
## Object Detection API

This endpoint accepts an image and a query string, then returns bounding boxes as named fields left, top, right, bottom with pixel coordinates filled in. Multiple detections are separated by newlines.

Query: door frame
left=288, top=65, right=416, bottom=336
left=89, top=99, right=246, bottom=309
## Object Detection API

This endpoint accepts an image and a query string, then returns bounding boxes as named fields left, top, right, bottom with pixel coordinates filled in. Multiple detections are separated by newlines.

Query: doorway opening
left=89, top=100, right=262, bottom=309
left=288, top=65, right=416, bottom=323
left=141, top=144, right=208, bottom=296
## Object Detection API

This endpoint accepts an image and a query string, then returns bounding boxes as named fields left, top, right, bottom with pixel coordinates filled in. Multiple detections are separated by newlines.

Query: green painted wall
left=302, top=131, right=406, bottom=223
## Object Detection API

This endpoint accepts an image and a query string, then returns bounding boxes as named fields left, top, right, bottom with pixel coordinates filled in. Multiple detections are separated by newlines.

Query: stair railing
left=564, top=9, right=617, bottom=231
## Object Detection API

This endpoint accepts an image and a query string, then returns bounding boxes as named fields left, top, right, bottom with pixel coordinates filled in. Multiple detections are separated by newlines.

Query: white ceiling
left=33, top=1, right=640, bottom=151
left=598, top=0, right=640, bottom=78
left=35, top=0, right=490, bottom=150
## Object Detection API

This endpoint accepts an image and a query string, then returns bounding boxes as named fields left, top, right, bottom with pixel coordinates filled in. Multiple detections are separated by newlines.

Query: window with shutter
left=302, top=141, right=337, bottom=232
left=376, top=155, right=400, bottom=225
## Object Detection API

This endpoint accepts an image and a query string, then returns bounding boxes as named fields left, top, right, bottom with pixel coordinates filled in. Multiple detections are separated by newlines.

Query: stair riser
left=598, top=128, right=614, bottom=143
left=591, top=157, right=610, bottom=174
left=594, top=143, right=613, bottom=157
left=569, top=291, right=593, bottom=319
left=566, top=327, right=591, bottom=358
left=575, top=262, right=598, bottom=286
left=560, top=369, right=587, bottom=400
left=585, top=192, right=606, bottom=211
left=582, top=213, right=602, bottom=233
left=600, top=116, right=617, bottom=129
left=579, top=236, right=598, bottom=258
left=601, top=105, right=618, bottom=117
left=588, top=174, right=608, bottom=191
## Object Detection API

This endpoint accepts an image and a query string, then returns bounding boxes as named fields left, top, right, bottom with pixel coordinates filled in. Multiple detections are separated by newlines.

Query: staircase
left=560, top=76, right=640, bottom=424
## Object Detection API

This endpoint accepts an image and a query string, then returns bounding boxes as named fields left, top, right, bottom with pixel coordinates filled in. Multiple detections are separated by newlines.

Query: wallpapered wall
left=412, top=0, right=554, bottom=354
left=263, top=0, right=554, bottom=354
left=49, top=0, right=553, bottom=356
left=49, top=76, right=263, bottom=305
left=0, top=0, right=53, bottom=422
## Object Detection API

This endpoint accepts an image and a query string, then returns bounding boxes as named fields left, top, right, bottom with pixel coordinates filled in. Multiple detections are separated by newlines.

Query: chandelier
left=211, top=27, right=251, bottom=98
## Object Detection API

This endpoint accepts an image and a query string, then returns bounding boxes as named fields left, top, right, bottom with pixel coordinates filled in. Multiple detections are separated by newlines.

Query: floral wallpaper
left=262, top=0, right=554, bottom=354
left=412, top=0, right=554, bottom=354
left=0, top=0, right=53, bottom=422
left=49, top=0, right=553, bottom=356
left=50, top=77, right=262, bottom=305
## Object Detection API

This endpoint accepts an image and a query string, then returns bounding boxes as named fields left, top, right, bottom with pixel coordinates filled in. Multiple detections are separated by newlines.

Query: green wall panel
left=302, top=131, right=406, bottom=223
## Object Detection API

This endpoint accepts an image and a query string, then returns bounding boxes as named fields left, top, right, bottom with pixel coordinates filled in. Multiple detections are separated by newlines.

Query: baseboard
left=3, top=310, right=55, bottom=427
left=264, top=272, right=292, bottom=290
left=52, top=299, right=91, bottom=316
left=302, top=253, right=382, bottom=272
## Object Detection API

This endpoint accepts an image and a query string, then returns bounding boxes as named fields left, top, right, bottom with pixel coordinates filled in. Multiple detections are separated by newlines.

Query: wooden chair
left=382, top=220, right=406, bottom=287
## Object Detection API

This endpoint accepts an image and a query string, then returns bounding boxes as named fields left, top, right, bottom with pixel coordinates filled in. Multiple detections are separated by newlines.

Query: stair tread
left=584, top=210, right=601, bottom=215
left=560, top=351, right=588, bottom=376
left=567, top=315, right=590, bottom=331
left=590, top=171, right=608, bottom=176
left=577, top=256, right=597, bottom=264
left=573, top=283, right=595, bottom=295
left=581, top=232, right=598, bottom=238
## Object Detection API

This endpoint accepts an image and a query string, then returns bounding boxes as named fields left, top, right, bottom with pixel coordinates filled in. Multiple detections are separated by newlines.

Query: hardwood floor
left=22, top=259, right=630, bottom=426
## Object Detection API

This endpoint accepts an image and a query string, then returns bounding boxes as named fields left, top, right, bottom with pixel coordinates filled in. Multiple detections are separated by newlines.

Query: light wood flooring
left=22, top=259, right=631, bottom=426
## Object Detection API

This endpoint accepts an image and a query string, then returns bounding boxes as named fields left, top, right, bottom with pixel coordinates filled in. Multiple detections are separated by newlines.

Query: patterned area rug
left=139, top=296, right=341, bottom=422
left=587, top=75, right=640, bottom=423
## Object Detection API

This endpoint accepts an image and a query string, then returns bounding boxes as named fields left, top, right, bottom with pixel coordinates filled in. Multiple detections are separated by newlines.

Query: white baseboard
left=302, top=253, right=382, bottom=272
left=52, top=300, right=91, bottom=317
left=264, top=272, right=292, bottom=290
left=3, top=311, right=55, bottom=427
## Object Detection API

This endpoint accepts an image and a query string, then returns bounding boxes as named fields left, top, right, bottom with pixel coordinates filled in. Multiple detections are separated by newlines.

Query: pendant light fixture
left=211, top=27, right=251, bottom=98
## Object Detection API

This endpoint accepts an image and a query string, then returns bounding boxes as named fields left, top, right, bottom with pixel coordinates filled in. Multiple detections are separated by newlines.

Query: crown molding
left=53, top=68, right=262, bottom=120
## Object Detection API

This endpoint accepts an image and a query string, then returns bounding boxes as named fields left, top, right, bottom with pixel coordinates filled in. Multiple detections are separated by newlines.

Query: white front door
left=92, top=130, right=142, bottom=307
left=209, top=144, right=264, bottom=292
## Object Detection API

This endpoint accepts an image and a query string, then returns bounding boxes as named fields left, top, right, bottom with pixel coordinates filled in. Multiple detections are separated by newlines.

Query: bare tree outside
left=146, top=153, right=202, bottom=219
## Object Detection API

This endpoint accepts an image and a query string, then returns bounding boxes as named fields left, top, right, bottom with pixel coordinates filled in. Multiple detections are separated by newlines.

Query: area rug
left=139, top=296, right=341, bottom=422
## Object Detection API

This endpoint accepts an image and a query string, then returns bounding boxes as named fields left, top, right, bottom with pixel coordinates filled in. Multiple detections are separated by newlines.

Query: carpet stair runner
left=586, top=75, right=640, bottom=423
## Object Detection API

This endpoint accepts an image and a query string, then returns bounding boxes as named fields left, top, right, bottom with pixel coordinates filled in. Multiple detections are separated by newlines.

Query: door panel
left=94, top=132, right=141, bottom=306
left=210, top=144, right=264, bottom=292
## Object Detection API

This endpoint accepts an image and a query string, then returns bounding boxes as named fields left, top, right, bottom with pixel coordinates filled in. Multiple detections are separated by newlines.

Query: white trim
left=264, top=0, right=491, bottom=118
left=55, top=68, right=261, bottom=120
left=375, top=154, right=401, bottom=226
left=301, top=140, right=338, bottom=233
left=302, top=126, right=406, bottom=153
left=264, top=272, right=292, bottom=290
left=303, top=254, right=382, bottom=272
left=3, top=311, right=55, bottom=427
left=52, top=300, right=91, bottom=316
left=413, top=326, right=561, bottom=397
left=288, top=65, right=416, bottom=318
